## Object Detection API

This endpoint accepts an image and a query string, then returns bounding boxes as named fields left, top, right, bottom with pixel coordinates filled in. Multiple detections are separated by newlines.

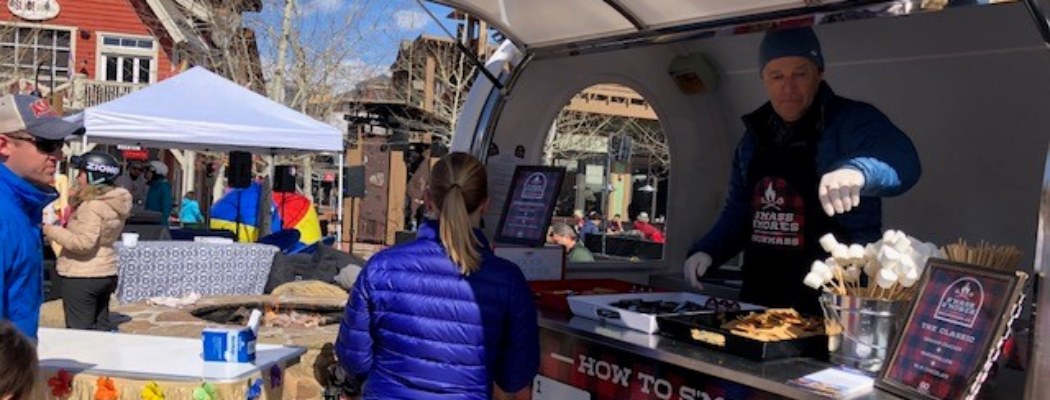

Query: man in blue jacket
left=145, top=160, right=172, bottom=225
left=684, top=27, right=921, bottom=313
left=0, top=94, right=83, bottom=340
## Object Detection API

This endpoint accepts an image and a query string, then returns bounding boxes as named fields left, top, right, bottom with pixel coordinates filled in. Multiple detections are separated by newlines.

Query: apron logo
left=751, top=177, right=804, bottom=247
left=761, top=181, right=784, bottom=210
left=934, top=278, right=983, bottom=329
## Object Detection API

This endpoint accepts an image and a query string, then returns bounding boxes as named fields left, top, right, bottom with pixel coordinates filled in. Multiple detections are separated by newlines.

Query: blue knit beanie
left=758, top=27, right=823, bottom=73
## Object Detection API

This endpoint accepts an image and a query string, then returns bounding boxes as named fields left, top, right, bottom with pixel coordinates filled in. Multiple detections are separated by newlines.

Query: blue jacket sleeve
left=335, top=263, right=374, bottom=377
left=0, top=225, right=7, bottom=330
left=689, top=136, right=754, bottom=268
left=494, top=269, right=539, bottom=392
left=834, top=103, right=921, bottom=197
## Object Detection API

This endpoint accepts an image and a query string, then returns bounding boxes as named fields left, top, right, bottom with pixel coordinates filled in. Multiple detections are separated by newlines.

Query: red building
left=0, top=0, right=260, bottom=110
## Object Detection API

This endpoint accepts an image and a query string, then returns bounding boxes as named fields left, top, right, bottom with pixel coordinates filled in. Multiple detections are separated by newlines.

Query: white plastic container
left=121, top=233, right=139, bottom=247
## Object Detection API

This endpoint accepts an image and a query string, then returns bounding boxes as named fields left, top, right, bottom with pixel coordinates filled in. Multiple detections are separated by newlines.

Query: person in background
left=413, top=198, right=427, bottom=231
left=337, top=152, right=538, bottom=400
left=0, top=94, right=81, bottom=340
left=550, top=222, right=596, bottom=263
left=43, top=152, right=131, bottom=331
left=0, top=320, right=37, bottom=400
left=607, top=213, right=624, bottom=234
left=633, top=212, right=665, bottom=243
left=144, top=160, right=172, bottom=225
left=179, top=190, right=205, bottom=227
left=683, top=27, right=920, bottom=313
left=571, top=209, right=585, bottom=232
left=580, top=211, right=602, bottom=242
left=114, top=161, right=147, bottom=209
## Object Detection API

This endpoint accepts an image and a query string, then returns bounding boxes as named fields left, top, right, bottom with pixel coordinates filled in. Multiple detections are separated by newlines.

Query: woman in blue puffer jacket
left=336, top=152, right=539, bottom=400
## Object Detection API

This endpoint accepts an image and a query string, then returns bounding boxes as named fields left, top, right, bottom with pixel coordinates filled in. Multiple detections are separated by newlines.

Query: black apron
left=739, top=112, right=848, bottom=315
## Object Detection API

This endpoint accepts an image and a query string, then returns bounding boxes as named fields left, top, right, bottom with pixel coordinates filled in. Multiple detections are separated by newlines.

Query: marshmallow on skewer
left=898, top=250, right=918, bottom=273
left=883, top=259, right=902, bottom=279
left=878, top=246, right=902, bottom=266
left=900, top=268, right=920, bottom=288
left=864, top=244, right=877, bottom=260
left=813, top=260, right=834, bottom=282
left=831, top=244, right=850, bottom=262
left=819, top=233, right=840, bottom=253
left=892, top=235, right=913, bottom=253
left=882, top=230, right=899, bottom=245
left=877, top=268, right=899, bottom=289
left=804, top=271, right=826, bottom=290
left=863, top=258, right=879, bottom=279
left=894, top=258, right=917, bottom=280
left=848, top=244, right=866, bottom=263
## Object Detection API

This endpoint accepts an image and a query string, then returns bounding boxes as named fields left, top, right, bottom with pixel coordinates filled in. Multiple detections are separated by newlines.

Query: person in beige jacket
left=43, top=152, right=131, bottom=330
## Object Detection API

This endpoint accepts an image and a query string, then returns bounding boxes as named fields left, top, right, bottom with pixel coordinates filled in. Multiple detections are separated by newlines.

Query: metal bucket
left=820, top=293, right=910, bottom=374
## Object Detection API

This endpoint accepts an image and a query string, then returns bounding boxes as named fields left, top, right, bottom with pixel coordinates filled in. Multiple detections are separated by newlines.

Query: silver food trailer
left=429, top=0, right=1050, bottom=398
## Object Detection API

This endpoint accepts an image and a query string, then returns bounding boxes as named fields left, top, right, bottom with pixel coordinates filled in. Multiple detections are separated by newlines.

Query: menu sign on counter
left=877, top=259, right=1027, bottom=400
left=495, top=166, right=565, bottom=247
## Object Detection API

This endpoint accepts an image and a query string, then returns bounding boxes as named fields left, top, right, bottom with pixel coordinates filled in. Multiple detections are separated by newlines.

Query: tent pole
left=268, top=154, right=275, bottom=187
left=185, top=150, right=196, bottom=198
left=336, top=155, right=344, bottom=249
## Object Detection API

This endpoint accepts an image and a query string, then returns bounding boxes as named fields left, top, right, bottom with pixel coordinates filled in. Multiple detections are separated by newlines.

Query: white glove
left=684, top=252, right=712, bottom=290
left=818, top=168, right=865, bottom=216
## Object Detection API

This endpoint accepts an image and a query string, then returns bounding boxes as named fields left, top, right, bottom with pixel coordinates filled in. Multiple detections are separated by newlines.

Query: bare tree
left=254, top=0, right=394, bottom=118
left=545, top=108, right=669, bottom=177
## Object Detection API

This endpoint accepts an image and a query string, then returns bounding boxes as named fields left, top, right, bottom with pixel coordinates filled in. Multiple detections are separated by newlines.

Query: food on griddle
left=722, top=309, right=825, bottom=342
left=607, top=298, right=711, bottom=314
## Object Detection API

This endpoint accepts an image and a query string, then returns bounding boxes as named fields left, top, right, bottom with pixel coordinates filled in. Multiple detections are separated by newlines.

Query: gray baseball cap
left=0, top=94, right=84, bottom=140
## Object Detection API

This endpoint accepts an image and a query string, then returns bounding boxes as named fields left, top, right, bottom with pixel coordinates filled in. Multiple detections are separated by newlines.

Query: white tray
left=567, top=292, right=764, bottom=334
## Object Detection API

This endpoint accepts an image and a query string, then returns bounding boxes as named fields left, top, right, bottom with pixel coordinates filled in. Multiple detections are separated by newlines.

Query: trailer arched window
left=542, top=83, right=669, bottom=263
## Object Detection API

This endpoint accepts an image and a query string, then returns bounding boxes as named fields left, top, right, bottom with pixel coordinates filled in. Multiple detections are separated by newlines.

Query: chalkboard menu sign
left=877, top=259, right=1027, bottom=400
left=495, top=165, right=566, bottom=247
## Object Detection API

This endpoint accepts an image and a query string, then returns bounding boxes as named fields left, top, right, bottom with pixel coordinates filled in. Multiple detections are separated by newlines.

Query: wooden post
left=342, top=130, right=363, bottom=249
left=386, top=150, right=407, bottom=245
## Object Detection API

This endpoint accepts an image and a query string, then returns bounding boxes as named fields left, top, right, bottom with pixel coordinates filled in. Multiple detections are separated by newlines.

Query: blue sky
left=248, top=0, right=463, bottom=88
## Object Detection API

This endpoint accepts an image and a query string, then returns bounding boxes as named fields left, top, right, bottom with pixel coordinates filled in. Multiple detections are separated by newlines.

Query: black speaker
left=431, top=142, right=449, bottom=157
left=344, top=166, right=365, bottom=198
left=228, top=151, right=253, bottom=188
left=274, top=165, right=296, bottom=193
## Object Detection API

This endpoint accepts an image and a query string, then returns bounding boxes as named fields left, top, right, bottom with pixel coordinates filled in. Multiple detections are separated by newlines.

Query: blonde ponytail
left=439, top=185, right=482, bottom=274
left=429, top=153, right=488, bottom=275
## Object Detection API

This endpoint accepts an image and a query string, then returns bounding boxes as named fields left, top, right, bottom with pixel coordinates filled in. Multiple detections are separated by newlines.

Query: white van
left=433, top=1, right=1050, bottom=398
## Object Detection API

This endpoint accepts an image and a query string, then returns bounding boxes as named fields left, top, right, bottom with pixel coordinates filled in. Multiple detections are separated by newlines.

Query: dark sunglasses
left=6, top=134, right=64, bottom=154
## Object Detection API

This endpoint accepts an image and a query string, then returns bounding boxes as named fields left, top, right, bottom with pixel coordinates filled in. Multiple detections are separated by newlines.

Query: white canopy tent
left=70, top=66, right=345, bottom=243
left=74, top=66, right=341, bottom=153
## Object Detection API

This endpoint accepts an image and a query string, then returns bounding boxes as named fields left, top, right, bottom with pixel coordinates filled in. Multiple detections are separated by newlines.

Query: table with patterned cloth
left=116, top=241, right=279, bottom=303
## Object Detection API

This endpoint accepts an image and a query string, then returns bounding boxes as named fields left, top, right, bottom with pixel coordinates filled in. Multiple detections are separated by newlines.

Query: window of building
left=98, top=34, right=156, bottom=84
left=0, top=26, right=73, bottom=84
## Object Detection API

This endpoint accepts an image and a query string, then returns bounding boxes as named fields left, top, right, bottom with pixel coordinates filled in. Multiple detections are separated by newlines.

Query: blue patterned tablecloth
left=115, top=241, right=278, bottom=303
